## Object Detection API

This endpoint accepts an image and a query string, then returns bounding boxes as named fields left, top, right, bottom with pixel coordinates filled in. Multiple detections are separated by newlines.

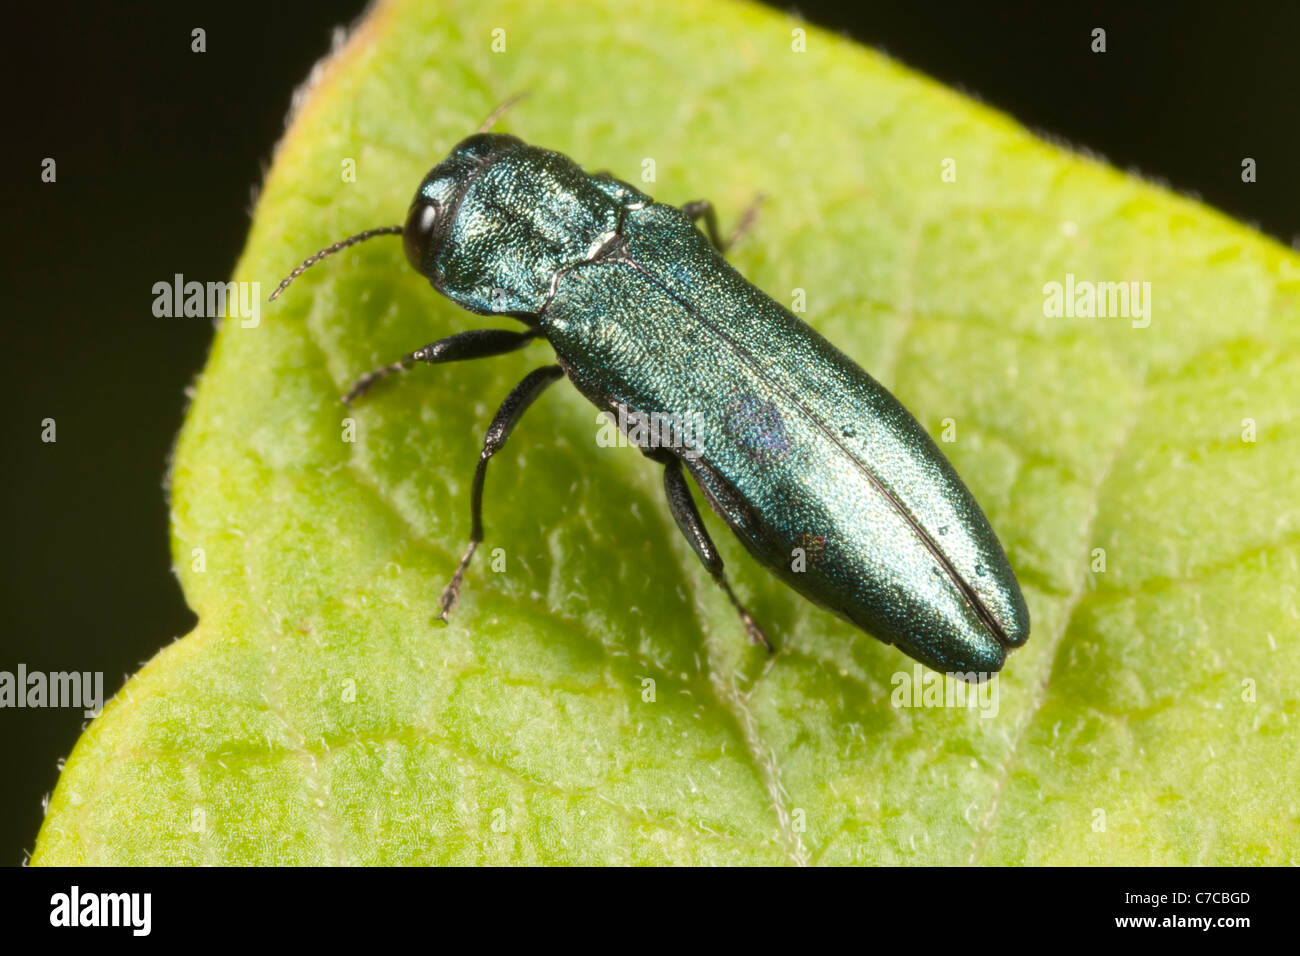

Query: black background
left=2, top=1, right=1296, bottom=866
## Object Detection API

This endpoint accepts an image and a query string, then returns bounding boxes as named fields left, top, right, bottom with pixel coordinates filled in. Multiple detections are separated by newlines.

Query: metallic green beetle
left=272, top=115, right=1030, bottom=676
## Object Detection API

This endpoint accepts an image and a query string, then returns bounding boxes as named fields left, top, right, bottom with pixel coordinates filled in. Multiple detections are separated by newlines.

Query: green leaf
left=35, top=0, right=1300, bottom=865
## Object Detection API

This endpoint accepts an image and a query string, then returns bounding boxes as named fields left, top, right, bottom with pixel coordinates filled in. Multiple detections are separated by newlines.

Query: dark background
left=2, top=1, right=1296, bottom=865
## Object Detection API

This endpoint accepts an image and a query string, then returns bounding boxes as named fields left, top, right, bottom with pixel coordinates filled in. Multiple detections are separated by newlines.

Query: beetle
left=270, top=103, right=1030, bottom=676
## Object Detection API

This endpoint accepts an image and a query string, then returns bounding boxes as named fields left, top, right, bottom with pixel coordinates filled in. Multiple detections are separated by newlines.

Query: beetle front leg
left=437, top=364, right=565, bottom=621
left=343, top=327, right=540, bottom=405
left=661, top=457, right=774, bottom=652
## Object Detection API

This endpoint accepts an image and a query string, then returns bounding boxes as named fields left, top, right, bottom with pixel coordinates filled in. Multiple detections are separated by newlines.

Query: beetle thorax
left=420, top=140, right=626, bottom=317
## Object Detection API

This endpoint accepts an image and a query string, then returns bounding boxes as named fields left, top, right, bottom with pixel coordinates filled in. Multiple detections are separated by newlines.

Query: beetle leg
left=342, top=327, right=540, bottom=405
left=436, top=364, right=565, bottom=621
left=682, top=196, right=765, bottom=253
left=661, top=457, right=774, bottom=652
left=681, top=199, right=726, bottom=251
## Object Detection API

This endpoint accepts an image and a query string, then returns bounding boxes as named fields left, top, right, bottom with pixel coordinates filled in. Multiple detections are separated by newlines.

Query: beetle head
left=270, top=127, right=623, bottom=323
left=400, top=133, right=522, bottom=278
left=266, top=134, right=527, bottom=307
left=405, top=133, right=625, bottom=319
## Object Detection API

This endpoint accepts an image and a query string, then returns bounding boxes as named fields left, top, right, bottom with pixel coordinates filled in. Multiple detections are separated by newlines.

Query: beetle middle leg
left=682, top=197, right=765, bottom=253
left=436, top=364, right=565, bottom=621
left=343, top=327, right=540, bottom=405
left=661, top=456, right=774, bottom=652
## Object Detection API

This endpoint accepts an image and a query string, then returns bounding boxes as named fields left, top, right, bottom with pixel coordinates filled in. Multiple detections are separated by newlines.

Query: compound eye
left=403, top=201, right=440, bottom=272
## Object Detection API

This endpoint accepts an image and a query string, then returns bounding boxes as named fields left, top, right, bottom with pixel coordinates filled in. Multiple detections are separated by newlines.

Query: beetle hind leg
left=661, top=457, right=774, bottom=653
left=715, top=575, right=774, bottom=653
left=436, top=364, right=565, bottom=621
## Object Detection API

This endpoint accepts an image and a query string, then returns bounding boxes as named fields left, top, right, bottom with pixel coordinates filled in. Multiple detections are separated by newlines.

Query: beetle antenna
left=477, top=91, right=530, bottom=133
left=268, top=225, right=403, bottom=301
